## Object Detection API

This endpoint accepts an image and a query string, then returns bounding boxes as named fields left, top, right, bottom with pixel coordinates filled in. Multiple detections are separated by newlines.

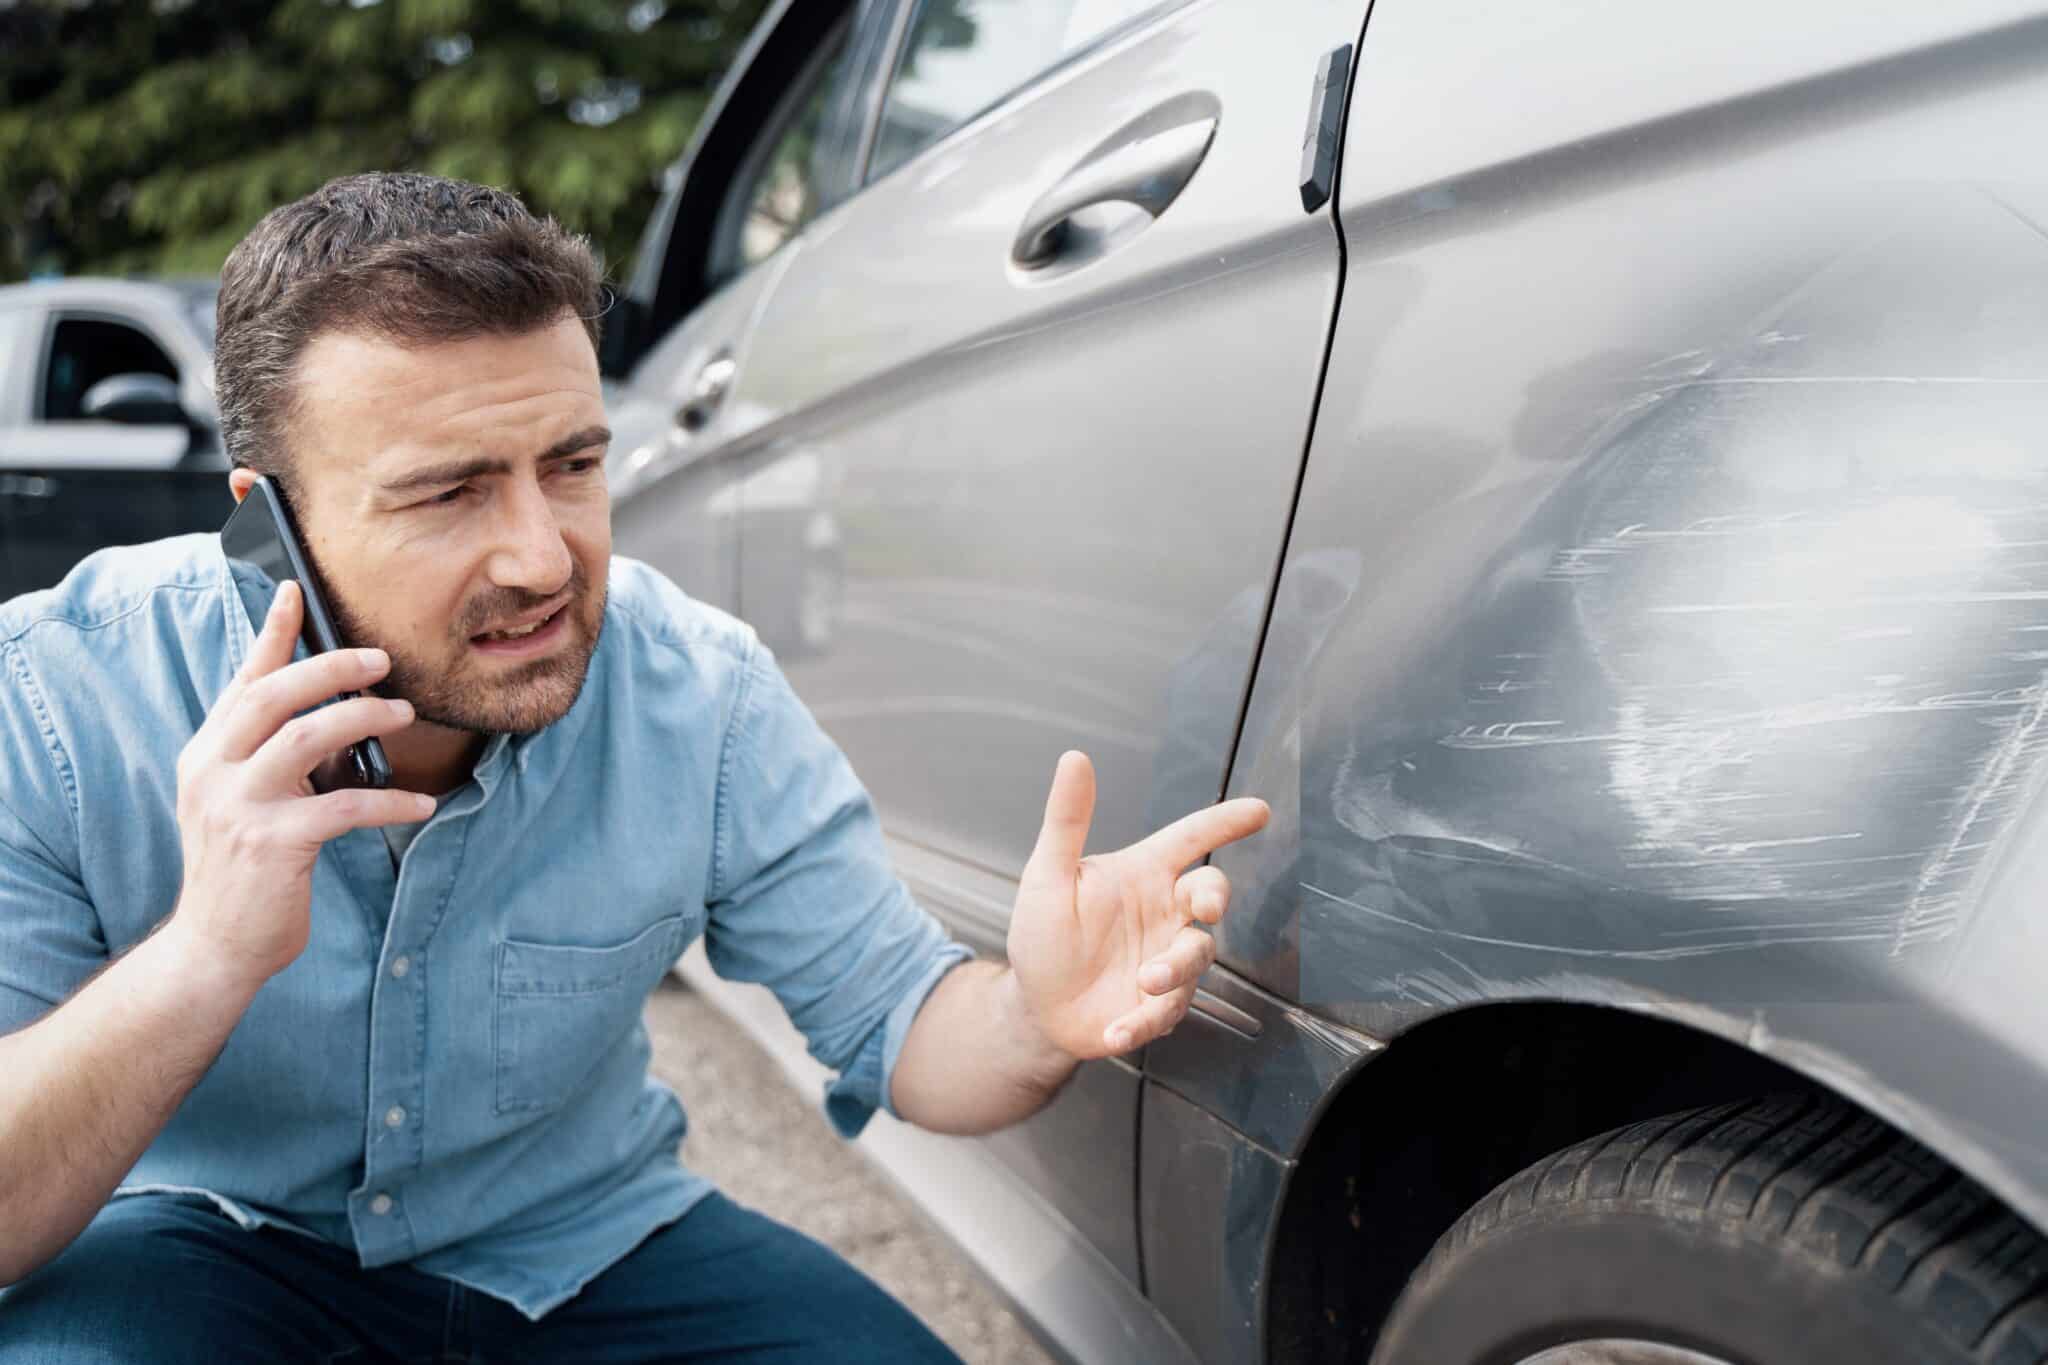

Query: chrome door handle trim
left=1012, top=112, right=1219, bottom=268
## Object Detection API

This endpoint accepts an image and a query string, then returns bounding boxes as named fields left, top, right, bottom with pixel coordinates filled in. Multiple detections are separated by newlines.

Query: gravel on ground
left=643, top=976, right=1057, bottom=1365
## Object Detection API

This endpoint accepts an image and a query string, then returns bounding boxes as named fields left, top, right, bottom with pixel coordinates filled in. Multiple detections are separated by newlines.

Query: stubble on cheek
left=314, top=537, right=606, bottom=735
left=368, top=588, right=607, bottom=736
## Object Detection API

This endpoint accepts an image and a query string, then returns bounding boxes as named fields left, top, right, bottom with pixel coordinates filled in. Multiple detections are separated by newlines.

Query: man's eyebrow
left=377, top=426, right=612, bottom=495
left=543, top=425, right=612, bottom=461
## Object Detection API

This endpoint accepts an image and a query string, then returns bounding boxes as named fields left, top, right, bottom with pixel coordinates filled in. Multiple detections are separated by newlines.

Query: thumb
left=1025, top=750, right=1095, bottom=881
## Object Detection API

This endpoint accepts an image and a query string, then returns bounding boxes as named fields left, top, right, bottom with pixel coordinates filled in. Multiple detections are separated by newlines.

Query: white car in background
left=0, top=277, right=226, bottom=598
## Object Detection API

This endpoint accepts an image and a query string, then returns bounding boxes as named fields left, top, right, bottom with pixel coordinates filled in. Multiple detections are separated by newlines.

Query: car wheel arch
left=1255, top=998, right=2042, bottom=1363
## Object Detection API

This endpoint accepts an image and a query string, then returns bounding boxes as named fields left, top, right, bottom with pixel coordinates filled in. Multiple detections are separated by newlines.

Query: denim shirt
left=0, top=535, right=971, bottom=1320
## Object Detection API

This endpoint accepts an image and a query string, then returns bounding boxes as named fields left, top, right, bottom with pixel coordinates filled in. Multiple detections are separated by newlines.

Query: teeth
left=485, top=613, right=549, bottom=641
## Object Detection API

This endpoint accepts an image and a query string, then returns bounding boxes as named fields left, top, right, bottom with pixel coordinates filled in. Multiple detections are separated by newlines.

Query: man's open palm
left=1008, top=751, right=1270, bottom=1060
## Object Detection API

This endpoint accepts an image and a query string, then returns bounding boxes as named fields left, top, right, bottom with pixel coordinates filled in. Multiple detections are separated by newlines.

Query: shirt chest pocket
left=492, top=915, right=689, bottom=1117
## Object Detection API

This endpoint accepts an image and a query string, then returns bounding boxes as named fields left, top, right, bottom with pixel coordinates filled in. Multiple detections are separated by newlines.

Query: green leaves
left=1, top=0, right=771, bottom=283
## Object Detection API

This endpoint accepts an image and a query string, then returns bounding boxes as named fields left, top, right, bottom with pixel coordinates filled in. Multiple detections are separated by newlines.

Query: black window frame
left=611, top=0, right=897, bottom=374
left=703, top=10, right=862, bottom=292
left=34, top=310, right=181, bottom=424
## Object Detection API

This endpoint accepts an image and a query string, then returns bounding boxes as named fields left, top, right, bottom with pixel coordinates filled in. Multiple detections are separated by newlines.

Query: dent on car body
left=1208, top=0, right=2048, bottom=1250
left=1276, top=192, right=2048, bottom=994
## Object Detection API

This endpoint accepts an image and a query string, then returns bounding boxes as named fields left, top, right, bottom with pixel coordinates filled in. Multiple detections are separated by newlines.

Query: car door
left=702, top=0, right=1366, bottom=1292
left=740, top=0, right=1361, bottom=872
left=605, top=1, right=881, bottom=622
left=0, top=302, right=228, bottom=597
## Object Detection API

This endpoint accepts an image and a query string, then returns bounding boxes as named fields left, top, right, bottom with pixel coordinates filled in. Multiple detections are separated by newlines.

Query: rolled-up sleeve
left=703, top=636, right=972, bottom=1139
left=0, top=637, right=105, bottom=1038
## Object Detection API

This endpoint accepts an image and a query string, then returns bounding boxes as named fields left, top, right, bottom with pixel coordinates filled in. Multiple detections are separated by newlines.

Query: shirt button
left=390, top=956, right=411, bottom=978
left=370, top=1193, right=394, bottom=1216
left=384, top=1106, right=406, bottom=1129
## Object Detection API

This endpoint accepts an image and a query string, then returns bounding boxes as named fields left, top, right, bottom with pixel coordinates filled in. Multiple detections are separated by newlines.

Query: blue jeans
left=0, top=1191, right=963, bottom=1363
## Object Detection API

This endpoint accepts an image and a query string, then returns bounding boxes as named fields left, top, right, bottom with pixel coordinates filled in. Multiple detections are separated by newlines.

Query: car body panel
left=882, top=833, right=1152, bottom=1286
left=605, top=248, right=802, bottom=620
left=1215, top=0, right=2048, bottom=1256
left=1138, top=968, right=1378, bottom=1365
left=672, top=933, right=1203, bottom=1365
left=1141, top=960, right=1378, bottom=1161
left=731, top=0, right=1362, bottom=873
left=1139, top=1081, right=1291, bottom=1365
left=611, top=0, right=1371, bottom=1300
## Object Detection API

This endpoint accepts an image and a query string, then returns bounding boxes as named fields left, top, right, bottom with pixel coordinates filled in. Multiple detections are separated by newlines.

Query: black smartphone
left=220, top=475, right=394, bottom=793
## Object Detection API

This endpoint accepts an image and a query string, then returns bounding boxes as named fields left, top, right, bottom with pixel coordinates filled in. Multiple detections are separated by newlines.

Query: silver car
left=607, top=2, right=2048, bottom=1362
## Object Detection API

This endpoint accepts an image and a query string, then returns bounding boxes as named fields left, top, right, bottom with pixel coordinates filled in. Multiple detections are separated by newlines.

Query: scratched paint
left=1172, top=1, right=2048, bottom=1311
left=1213, top=186, right=2048, bottom=1012
left=1273, top=373, right=2048, bottom=1011
left=1205, top=78, right=2048, bottom=1246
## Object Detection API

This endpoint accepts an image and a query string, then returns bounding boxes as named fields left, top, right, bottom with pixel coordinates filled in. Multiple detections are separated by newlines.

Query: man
left=0, top=173, right=1268, bottom=1361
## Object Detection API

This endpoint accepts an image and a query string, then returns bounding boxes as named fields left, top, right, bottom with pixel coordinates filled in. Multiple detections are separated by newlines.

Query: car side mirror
left=80, top=372, right=189, bottom=426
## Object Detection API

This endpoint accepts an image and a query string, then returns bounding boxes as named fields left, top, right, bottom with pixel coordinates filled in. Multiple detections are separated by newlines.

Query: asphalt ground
left=643, top=976, right=1057, bottom=1365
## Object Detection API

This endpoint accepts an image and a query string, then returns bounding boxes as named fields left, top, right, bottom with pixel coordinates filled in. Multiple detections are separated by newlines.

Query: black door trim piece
left=1299, top=43, right=1352, bottom=213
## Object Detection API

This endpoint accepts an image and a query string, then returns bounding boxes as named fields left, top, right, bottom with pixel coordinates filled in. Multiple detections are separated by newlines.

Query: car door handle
left=674, top=350, right=737, bottom=434
left=1011, top=108, right=1219, bottom=268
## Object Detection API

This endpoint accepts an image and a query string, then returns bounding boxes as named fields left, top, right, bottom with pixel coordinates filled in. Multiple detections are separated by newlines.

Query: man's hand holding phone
left=167, top=580, right=433, bottom=991
left=0, top=586, right=436, bottom=1288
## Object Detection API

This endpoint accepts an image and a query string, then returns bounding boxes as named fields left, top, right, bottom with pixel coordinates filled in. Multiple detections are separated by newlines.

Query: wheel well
left=1263, top=1002, right=1822, bottom=1364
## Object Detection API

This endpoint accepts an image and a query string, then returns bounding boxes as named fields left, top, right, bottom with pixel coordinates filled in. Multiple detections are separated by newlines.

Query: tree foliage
left=0, top=0, right=772, bottom=284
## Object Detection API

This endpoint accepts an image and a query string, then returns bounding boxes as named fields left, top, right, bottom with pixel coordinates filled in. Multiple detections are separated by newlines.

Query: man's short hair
left=214, top=172, right=606, bottom=491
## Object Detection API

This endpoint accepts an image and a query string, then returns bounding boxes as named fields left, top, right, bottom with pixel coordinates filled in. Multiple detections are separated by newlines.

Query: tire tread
left=1405, top=1093, right=2048, bottom=1365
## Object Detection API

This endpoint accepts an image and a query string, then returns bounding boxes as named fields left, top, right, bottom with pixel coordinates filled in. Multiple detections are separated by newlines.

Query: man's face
left=237, top=316, right=612, bottom=736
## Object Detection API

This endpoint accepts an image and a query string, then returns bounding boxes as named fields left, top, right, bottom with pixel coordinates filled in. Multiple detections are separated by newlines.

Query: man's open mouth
left=471, top=603, right=569, bottom=651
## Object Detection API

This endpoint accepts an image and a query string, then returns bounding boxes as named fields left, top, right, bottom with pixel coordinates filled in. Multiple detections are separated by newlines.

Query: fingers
left=1023, top=750, right=1095, bottom=884
left=206, top=580, right=301, bottom=725
left=1104, top=966, right=1207, bottom=1053
left=215, top=646, right=393, bottom=762
left=1108, top=879, right=1229, bottom=1052
left=1143, top=796, right=1271, bottom=873
left=247, top=695, right=416, bottom=794
left=1174, top=865, right=1230, bottom=927
left=285, top=784, right=442, bottom=845
left=244, top=579, right=303, bottom=677
left=1139, top=922, right=1218, bottom=996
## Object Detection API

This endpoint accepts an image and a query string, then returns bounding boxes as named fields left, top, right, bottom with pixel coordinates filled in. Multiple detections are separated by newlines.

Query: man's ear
left=228, top=467, right=257, bottom=505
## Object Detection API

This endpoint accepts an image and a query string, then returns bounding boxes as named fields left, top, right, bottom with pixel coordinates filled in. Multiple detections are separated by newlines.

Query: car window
left=866, top=0, right=1177, bottom=184
left=40, top=316, right=178, bottom=422
left=708, top=18, right=858, bottom=288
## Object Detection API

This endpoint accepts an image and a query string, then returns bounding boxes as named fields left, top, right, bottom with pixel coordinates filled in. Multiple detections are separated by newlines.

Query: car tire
left=1370, top=1094, right=2048, bottom=1365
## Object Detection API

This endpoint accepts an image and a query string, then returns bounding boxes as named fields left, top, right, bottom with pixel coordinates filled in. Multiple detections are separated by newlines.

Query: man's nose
left=488, top=479, right=574, bottom=596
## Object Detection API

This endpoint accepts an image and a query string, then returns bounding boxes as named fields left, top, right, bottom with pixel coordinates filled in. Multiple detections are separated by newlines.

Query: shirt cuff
left=822, top=941, right=975, bottom=1140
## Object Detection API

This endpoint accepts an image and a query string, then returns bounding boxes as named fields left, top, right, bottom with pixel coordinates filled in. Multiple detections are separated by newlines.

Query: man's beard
left=323, top=565, right=607, bottom=737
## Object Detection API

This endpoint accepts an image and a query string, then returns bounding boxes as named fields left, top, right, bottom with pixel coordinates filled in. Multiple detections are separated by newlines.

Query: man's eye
left=425, top=486, right=467, bottom=507
left=561, top=458, right=601, bottom=475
